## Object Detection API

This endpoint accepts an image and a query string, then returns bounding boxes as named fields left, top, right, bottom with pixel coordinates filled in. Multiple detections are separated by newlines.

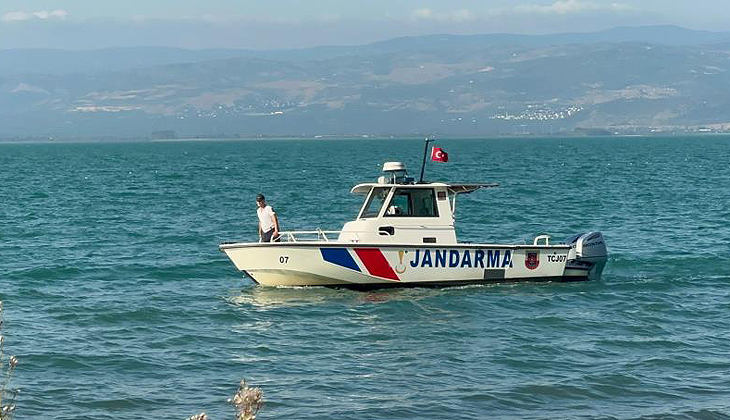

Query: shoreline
left=3, top=132, right=730, bottom=144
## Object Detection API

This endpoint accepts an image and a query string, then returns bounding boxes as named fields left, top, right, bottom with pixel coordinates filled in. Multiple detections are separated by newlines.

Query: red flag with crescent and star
left=431, top=147, right=448, bottom=162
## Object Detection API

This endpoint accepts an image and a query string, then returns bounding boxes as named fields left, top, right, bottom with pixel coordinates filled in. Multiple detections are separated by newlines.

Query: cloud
left=2, top=9, right=68, bottom=22
left=412, top=8, right=433, bottom=19
left=514, top=0, right=633, bottom=14
left=411, top=8, right=475, bottom=22
left=128, top=13, right=304, bottom=25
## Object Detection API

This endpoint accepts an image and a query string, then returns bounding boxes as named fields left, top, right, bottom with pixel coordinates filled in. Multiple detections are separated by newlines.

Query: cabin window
left=385, top=188, right=439, bottom=217
left=360, top=187, right=390, bottom=218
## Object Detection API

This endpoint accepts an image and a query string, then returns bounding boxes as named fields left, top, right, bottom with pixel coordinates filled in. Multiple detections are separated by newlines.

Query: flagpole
left=419, top=137, right=434, bottom=183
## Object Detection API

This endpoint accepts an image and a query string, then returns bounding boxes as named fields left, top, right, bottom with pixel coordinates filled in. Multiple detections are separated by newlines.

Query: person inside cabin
left=256, top=193, right=280, bottom=242
left=386, top=205, right=403, bottom=216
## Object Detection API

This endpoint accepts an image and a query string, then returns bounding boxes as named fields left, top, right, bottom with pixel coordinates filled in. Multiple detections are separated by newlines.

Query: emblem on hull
left=525, top=250, right=540, bottom=270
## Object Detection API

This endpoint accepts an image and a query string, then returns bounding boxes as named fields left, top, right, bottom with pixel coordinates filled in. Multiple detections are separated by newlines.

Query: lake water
left=2, top=136, right=730, bottom=419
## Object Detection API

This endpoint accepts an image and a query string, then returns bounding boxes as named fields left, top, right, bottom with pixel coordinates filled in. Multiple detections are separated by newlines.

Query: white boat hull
left=220, top=242, right=602, bottom=288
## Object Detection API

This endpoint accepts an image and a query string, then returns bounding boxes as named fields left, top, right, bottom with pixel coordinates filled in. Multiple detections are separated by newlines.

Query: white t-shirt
left=257, top=205, right=276, bottom=232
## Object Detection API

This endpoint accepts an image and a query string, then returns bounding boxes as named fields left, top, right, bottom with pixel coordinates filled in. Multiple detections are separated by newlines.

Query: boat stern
left=565, top=232, right=608, bottom=280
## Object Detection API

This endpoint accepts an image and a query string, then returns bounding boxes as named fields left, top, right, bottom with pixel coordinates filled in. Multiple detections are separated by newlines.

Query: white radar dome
left=382, top=162, right=406, bottom=172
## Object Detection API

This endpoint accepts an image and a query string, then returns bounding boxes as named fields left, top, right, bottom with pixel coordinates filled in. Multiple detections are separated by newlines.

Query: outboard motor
left=565, top=232, right=608, bottom=280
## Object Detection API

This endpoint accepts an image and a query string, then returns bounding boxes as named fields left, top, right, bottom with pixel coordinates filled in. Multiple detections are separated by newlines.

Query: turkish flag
left=431, top=147, right=448, bottom=162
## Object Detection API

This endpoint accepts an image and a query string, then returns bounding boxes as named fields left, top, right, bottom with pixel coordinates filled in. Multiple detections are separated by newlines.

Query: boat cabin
left=337, top=162, right=496, bottom=244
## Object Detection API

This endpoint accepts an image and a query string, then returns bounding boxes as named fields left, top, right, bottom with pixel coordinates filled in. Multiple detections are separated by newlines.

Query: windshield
left=359, top=187, right=390, bottom=218
left=385, top=188, right=439, bottom=217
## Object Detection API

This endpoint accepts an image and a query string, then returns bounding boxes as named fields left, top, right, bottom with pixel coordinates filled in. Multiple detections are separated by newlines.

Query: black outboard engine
left=565, top=232, right=608, bottom=280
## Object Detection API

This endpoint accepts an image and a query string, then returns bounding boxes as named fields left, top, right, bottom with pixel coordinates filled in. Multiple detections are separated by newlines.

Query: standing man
left=256, top=194, right=280, bottom=242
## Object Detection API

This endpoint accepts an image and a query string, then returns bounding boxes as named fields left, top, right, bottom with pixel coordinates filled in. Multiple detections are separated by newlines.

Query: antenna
left=418, top=137, right=434, bottom=183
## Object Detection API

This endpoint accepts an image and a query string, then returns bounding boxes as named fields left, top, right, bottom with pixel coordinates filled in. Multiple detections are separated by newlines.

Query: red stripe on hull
left=354, top=248, right=400, bottom=281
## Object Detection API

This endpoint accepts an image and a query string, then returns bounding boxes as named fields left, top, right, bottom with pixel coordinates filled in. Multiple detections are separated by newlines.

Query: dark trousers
left=261, top=229, right=279, bottom=242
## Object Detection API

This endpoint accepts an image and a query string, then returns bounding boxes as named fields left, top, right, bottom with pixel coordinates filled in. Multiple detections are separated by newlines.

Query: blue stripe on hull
left=320, top=248, right=361, bottom=272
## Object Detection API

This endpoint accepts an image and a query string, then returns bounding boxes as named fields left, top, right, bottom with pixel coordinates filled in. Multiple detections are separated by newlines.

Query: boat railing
left=272, top=228, right=399, bottom=244
left=277, top=228, right=342, bottom=243
left=533, top=235, right=551, bottom=246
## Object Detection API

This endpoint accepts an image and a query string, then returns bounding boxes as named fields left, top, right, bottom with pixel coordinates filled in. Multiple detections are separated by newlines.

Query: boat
left=220, top=160, right=607, bottom=289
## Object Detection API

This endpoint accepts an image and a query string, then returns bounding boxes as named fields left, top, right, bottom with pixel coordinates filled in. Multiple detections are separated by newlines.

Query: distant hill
left=2, top=25, right=730, bottom=139
left=0, top=47, right=250, bottom=76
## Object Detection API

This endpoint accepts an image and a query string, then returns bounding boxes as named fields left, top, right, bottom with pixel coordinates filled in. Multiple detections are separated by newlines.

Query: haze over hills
left=2, top=25, right=730, bottom=139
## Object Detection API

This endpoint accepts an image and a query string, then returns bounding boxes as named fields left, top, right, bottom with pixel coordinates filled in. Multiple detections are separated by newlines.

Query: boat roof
left=350, top=182, right=498, bottom=194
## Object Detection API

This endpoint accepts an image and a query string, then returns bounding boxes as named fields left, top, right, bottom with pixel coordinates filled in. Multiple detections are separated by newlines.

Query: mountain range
left=2, top=25, right=730, bottom=139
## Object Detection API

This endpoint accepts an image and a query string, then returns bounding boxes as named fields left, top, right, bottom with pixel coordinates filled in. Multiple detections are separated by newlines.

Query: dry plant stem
left=185, top=380, right=263, bottom=420
left=229, top=380, right=264, bottom=420
left=0, top=302, right=18, bottom=420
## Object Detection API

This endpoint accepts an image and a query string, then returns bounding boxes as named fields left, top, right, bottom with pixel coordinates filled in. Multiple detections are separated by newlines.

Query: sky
left=1, top=0, right=730, bottom=50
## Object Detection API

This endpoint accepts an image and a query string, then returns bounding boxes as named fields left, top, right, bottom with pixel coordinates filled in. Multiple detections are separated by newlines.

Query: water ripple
left=2, top=137, right=730, bottom=419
